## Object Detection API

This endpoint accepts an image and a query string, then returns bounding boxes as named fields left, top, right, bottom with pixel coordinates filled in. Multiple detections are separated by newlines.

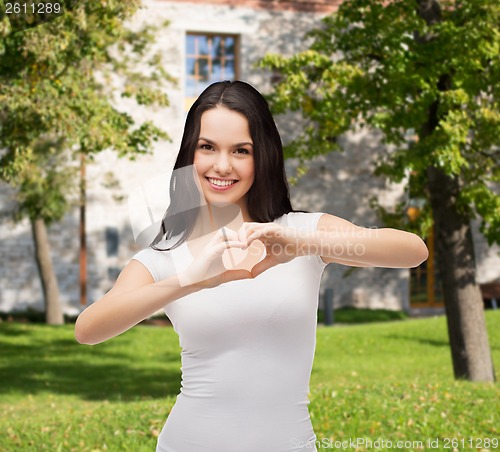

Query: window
left=406, top=168, right=444, bottom=308
left=406, top=170, right=444, bottom=307
left=409, top=223, right=444, bottom=307
left=185, top=33, right=239, bottom=111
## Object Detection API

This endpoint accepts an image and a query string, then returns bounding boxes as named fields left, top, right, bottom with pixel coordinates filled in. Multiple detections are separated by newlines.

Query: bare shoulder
left=109, top=259, right=155, bottom=297
left=316, top=213, right=374, bottom=267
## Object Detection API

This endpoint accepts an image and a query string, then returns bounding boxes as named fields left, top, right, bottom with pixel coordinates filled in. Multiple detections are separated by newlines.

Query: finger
left=222, top=228, right=244, bottom=247
left=238, top=222, right=250, bottom=245
left=220, top=226, right=231, bottom=243
left=194, top=239, right=246, bottom=262
left=211, top=240, right=247, bottom=256
left=246, top=230, right=264, bottom=245
left=207, top=227, right=239, bottom=248
left=207, top=228, right=225, bottom=246
left=251, top=255, right=279, bottom=278
left=238, top=222, right=264, bottom=244
left=220, top=269, right=253, bottom=284
left=223, top=227, right=239, bottom=239
left=242, top=223, right=270, bottom=246
left=247, top=227, right=276, bottom=246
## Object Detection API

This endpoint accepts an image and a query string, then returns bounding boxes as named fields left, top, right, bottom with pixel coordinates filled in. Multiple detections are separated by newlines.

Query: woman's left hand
left=237, top=222, right=307, bottom=277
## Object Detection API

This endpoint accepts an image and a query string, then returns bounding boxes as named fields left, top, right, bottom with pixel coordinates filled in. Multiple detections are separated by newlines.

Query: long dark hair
left=150, top=80, right=300, bottom=251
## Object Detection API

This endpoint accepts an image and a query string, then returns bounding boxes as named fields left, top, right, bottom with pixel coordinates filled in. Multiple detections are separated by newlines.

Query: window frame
left=409, top=221, right=444, bottom=308
left=184, top=31, right=241, bottom=111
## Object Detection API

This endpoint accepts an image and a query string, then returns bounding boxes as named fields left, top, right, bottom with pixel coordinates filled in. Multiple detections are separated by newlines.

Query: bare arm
left=74, top=260, right=199, bottom=346
left=316, top=213, right=429, bottom=268
left=320, top=256, right=376, bottom=267
left=75, top=229, right=253, bottom=346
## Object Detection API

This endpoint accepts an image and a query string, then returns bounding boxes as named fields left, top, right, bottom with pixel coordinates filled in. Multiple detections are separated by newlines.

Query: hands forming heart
left=180, top=221, right=307, bottom=289
left=236, top=222, right=306, bottom=276
left=221, top=229, right=266, bottom=272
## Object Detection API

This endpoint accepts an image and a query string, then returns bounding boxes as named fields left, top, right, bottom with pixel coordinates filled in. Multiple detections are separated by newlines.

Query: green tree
left=260, top=0, right=499, bottom=382
left=0, top=1, right=174, bottom=324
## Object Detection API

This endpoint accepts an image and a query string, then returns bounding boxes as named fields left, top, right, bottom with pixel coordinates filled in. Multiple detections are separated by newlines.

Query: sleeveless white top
left=132, top=212, right=327, bottom=452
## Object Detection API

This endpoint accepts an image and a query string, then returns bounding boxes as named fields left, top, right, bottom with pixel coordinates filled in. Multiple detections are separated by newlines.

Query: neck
left=191, top=203, right=252, bottom=239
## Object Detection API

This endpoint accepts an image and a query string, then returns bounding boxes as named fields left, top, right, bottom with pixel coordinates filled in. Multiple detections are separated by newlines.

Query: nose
left=213, top=154, right=232, bottom=175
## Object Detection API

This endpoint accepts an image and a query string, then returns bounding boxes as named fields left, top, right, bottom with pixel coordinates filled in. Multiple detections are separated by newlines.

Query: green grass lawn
left=1, top=311, right=498, bottom=451
left=316, top=307, right=408, bottom=325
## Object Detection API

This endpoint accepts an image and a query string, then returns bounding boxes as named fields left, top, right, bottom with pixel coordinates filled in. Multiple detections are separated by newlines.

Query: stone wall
left=286, top=130, right=411, bottom=311
left=0, top=0, right=498, bottom=317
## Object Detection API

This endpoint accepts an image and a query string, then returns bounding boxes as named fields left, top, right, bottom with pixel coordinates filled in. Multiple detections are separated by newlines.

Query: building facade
left=0, top=0, right=498, bottom=317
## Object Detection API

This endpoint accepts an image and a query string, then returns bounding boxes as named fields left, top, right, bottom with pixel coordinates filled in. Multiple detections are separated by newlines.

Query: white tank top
left=132, top=212, right=327, bottom=451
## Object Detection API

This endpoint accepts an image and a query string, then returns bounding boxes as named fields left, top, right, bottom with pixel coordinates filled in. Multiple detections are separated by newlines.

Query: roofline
left=156, top=0, right=340, bottom=14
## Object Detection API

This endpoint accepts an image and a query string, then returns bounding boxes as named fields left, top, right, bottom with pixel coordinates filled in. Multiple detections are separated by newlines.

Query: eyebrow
left=198, top=137, right=253, bottom=148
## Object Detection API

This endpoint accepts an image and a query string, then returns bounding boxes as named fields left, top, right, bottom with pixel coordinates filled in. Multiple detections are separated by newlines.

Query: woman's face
left=194, top=106, right=255, bottom=215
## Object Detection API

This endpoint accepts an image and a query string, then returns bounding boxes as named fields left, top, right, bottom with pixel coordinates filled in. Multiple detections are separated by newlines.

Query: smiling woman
left=74, top=80, right=429, bottom=452
left=194, top=107, right=255, bottom=218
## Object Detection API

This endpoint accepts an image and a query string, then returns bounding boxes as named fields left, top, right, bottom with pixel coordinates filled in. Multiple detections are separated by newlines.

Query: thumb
left=251, top=255, right=279, bottom=278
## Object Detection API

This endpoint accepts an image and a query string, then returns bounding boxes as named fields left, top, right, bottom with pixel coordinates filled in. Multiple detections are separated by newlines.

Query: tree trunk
left=426, top=166, right=495, bottom=381
left=416, top=0, right=495, bottom=382
left=30, top=217, right=64, bottom=325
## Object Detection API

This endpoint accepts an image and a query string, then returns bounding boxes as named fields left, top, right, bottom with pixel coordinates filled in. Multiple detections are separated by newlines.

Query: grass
left=2, top=306, right=408, bottom=325
left=0, top=311, right=498, bottom=451
left=316, top=307, right=408, bottom=324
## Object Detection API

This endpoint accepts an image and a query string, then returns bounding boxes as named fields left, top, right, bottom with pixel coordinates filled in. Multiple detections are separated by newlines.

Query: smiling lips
left=206, top=177, right=239, bottom=190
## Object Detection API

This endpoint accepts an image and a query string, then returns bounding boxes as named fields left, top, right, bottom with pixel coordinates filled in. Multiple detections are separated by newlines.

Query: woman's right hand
left=178, top=227, right=252, bottom=289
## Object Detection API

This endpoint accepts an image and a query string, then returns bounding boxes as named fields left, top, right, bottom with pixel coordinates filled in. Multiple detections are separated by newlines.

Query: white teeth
left=208, top=178, right=237, bottom=187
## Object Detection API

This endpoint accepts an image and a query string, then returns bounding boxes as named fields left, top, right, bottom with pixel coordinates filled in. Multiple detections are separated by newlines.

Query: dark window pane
left=186, top=58, right=195, bottom=77
left=198, top=36, right=209, bottom=55
left=224, top=37, right=235, bottom=56
left=107, top=267, right=121, bottom=282
left=212, top=57, right=222, bottom=78
left=224, top=59, right=235, bottom=79
left=198, top=58, right=210, bottom=80
left=212, top=36, right=221, bottom=58
left=105, top=227, right=119, bottom=257
left=186, top=35, right=196, bottom=55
